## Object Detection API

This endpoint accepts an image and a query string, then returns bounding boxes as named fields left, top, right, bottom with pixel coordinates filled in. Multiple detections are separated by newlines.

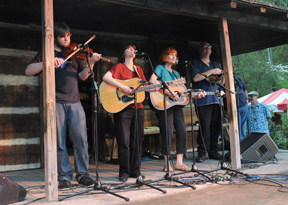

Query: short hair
left=198, top=41, right=211, bottom=50
left=118, top=44, right=136, bottom=63
left=54, top=22, right=71, bottom=38
left=160, top=47, right=177, bottom=64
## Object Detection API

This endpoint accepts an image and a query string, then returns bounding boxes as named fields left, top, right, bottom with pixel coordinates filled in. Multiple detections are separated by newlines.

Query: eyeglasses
left=202, top=45, right=212, bottom=49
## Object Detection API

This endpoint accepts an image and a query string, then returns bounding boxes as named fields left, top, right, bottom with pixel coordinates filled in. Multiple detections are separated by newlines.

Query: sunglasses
left=202, top=45, right=212, bottom=49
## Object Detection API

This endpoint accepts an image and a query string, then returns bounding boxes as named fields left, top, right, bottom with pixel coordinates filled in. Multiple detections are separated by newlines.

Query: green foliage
left=258, top=0, right=288, bottom=7
left=269, top=114, right=288, bottom=150
left=232, top=45, right=288, bottom=97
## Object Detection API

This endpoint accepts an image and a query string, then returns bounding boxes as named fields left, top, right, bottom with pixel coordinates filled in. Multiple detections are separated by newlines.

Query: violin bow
left=63, top=35, right=96, bottom=62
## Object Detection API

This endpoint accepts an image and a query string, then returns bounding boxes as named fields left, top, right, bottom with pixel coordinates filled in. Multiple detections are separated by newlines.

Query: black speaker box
left=240, top=132, right=278, bottom=162
left=0, top=174, right=27, bottom=205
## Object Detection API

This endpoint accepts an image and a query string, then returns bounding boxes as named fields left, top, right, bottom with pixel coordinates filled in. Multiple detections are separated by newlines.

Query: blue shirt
left=190, top=59, right=221, bottom=106
left=154, top=64, right=180, bottom=81
left=247, top=102, right=272, bottom=134
left=234, top=76, right=248, bottom=108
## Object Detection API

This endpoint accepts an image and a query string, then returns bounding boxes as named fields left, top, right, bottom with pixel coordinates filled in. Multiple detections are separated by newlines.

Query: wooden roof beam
left=99, top=0, right=288, bottom=32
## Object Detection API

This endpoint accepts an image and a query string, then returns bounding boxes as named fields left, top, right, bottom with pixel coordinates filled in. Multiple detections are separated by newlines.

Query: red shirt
left=109, top=63, right=146, bottom=109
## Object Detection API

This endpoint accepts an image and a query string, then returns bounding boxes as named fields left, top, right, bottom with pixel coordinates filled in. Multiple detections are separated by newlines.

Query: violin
left=61, top=42, right=110, bottom=63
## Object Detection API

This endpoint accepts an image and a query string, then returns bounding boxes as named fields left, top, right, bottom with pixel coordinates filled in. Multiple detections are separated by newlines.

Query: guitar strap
left=133, top=65, right=142, bottom=80
left=172, top=70, right=179, bottom=79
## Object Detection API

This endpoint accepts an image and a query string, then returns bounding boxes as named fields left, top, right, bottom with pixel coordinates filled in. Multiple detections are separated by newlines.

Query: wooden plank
left=144, top=104, right=198, bottom=128
left=101, top=0, right=288, bottom=32
left=0, top=85, right=39, bottom=107
left=0, top=107, right=39, bottom=114
left=0, top=137, right=40, bottom=146
left=0, top=144, right=40, bottom=166
left=0, top=114, right=40, bottom=140
left=0, top=127, right=40, bottom=140
left=0, top=74, right=39, bottom=87
left=183, top=104, right=198, bottom=125
left=41, top=0, right=58, bottom=201
left=144, top=109, right=159, bottom=127
left=0, top=163, right=41, bottom=172
left=0, top=48, right=37, bottom=59
left=0, top=55, right=35, bottom=75
left=218, top=19, right=241, bottom=169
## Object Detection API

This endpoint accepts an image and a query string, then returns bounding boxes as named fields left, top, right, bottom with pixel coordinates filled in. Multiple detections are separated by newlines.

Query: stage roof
left=0, top=0, right=287, bottom=55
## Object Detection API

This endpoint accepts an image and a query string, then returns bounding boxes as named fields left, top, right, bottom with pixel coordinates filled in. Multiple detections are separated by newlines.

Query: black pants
left=158, top=106, right=187, bottom=155
left=114, top=107, right=144, bottom=177
left=196, top=104, right=221, bottom=155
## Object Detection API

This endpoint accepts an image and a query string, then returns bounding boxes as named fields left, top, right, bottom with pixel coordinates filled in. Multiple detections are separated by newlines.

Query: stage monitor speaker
left=240, top=132, right=278, bottom=162
left=0, top=174, right=27, bottom=204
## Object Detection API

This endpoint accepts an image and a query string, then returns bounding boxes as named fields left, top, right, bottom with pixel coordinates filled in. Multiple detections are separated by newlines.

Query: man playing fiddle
left=25, top=22, right=101, bottom=189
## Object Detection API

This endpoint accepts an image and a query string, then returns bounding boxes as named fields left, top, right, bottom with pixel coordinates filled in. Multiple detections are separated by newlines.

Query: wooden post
left=41, top=0, right=58, bottom=201
left=218, top=19, right=241, bottom=169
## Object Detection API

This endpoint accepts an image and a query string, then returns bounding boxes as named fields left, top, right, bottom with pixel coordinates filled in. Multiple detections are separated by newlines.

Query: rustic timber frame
left=0, top=0, right=288, bottom=201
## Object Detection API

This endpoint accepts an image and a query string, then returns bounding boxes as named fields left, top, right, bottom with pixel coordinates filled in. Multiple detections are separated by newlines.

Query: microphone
left=135, top=50, right=146, bottom=56
left=138, top=79, right=149, bottom=84
left=78, top=43, right=85, bottom=49
left=176, top=60, right=191, bottom=65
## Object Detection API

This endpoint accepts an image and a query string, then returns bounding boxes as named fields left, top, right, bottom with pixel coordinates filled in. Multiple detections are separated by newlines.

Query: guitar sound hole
left=122, top=95, right=135, bottom=103
left=168, top=91, right=183, bottom=102
left=116, top=88, right=121, bottom=101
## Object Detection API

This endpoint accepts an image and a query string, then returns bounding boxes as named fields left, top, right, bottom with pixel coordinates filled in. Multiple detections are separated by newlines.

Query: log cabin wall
left=0, top=22, right=202, bottom=171
left=0, top=23, right=41, bottom=171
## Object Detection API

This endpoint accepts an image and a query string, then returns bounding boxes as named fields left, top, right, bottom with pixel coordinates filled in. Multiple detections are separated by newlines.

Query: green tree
left=232, top=45, right=288, bottom=97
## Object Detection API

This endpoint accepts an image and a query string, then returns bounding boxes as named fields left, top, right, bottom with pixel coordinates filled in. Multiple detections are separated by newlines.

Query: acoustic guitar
left=99, top=77, right=185, bottom=113
left=150, top=86, right=217, bottom=110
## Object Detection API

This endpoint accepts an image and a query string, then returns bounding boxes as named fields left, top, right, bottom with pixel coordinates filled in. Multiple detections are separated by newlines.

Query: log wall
left=0, top=48, right=39, bottom=171
left=0, top=22, right=202, bottom=171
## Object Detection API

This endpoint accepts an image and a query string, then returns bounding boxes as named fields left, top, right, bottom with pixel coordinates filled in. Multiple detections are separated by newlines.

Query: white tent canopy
left=258, top=88, right=288, bottom=112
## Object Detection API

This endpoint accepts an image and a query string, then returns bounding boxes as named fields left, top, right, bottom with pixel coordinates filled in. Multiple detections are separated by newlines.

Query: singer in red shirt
left=103, top=44, right=146, bottom=182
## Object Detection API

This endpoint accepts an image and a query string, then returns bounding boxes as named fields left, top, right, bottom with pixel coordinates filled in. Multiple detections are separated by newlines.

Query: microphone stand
left=59, top=48, right=129, bottom=202
left=169, top=63, right=213, bottom=183
left=198, top=73, right=244, bottom=175
left=131, top=83, right=167, bottom=194
left=139, top=54, right=195, bottom=190
left=224, top=78, right=240, bottom=161
left=186, top=90, right=213, bottom=181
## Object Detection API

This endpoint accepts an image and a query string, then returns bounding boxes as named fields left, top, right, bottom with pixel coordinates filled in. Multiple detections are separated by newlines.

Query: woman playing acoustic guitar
left=102, top=44, right=147, bottom=182
left=149, top=47, right=193, bottom=172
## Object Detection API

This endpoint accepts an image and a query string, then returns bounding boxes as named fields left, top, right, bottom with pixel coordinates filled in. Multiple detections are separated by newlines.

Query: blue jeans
left=239, top=103, right=248, bottom=141
left=56, top=102, right=89, bottom=181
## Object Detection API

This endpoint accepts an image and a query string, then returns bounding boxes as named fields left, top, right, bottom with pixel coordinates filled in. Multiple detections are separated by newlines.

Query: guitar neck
left=135, top=79, right=183, bottom=93
left=204, top=91, right=216, bottom=95
left=136, top=84, right=162, bottom=92
left=189, top=91, right=216, bottom=97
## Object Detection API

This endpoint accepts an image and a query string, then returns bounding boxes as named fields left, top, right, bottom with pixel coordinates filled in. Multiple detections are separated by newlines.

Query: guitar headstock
left=172, top=77, right=186, bottom=85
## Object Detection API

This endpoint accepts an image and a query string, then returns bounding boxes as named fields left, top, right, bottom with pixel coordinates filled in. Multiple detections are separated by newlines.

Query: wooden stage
left=2, top=149, right=287, bottom=204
